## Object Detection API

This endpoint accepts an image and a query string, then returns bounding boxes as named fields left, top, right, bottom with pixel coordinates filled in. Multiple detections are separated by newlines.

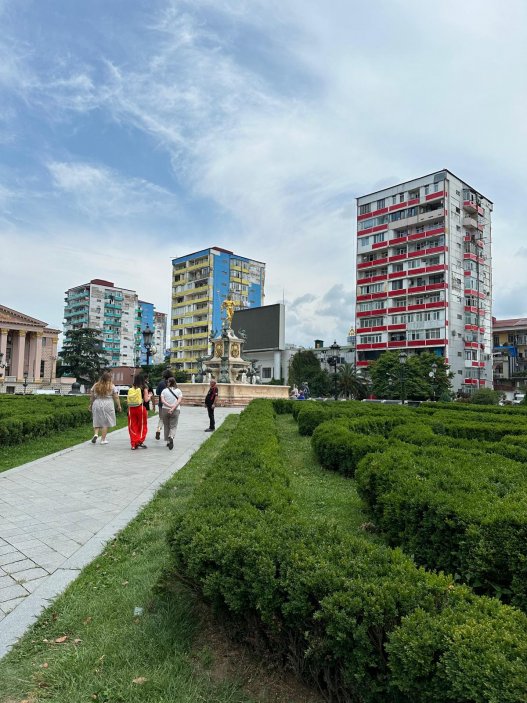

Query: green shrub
left=387, top=598, right=527, bottom=703
left=312, top=420, right=388, bottom=476
left=168, top=400, right=527, bottom=702
left=356, top=445, right=527, bottom=608
left=0, top=396, right=91, bottom=445
left=272, top=398, right=294, bottom=414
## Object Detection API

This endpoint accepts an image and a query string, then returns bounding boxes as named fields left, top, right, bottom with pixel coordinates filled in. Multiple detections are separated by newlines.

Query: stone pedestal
left=179, top=382, right=289, bottom=407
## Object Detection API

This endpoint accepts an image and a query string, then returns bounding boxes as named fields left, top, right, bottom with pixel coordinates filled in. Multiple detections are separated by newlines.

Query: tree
left=369, top=351, right=452, bottom=401
left=470, top=388, right=501, bottom=405
left=59, top=329, right=109, bottom=385
left=141, top=363, right=189, bottom=387
left=338, top=363, right=369, bottom=400
left=288, top=350, right=331, bottom=397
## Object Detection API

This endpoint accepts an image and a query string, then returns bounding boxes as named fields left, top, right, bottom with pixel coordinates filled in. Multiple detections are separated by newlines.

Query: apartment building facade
left=355, top=170, right=492, bottom=393
left=170, top=247, right=265, bottom=372
left=493, top=318, right=527, bottom=385
left=153, top=311, right=167, bottom=365
left=63, top=279, right=141, bottom=367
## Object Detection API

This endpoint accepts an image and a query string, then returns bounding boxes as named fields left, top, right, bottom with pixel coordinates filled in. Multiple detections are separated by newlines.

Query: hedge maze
left=169, top=399, right=527, bottom=702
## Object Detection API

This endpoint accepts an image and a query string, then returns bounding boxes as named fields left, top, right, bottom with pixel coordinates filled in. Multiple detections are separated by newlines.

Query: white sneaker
left=100, top=439, right=109, bottom=445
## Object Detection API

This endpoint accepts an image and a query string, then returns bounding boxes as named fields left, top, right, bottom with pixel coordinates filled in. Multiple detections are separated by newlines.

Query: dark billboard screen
left=232, top=304, right=284, bottom=351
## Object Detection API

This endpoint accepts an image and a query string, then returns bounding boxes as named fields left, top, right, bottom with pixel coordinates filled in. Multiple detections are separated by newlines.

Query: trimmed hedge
left=356, top=445, right=527, bottom=608
left=312, top=420, right=388, bottom=476
left=296, top=401, right=413, bottom=437
left=390, top=422, right=527, bottom=463
left=0, top=395, right=92, bottom=446
left=272, top=398, right=295, bottom=414
left=168, top=400, right=527, bottom=702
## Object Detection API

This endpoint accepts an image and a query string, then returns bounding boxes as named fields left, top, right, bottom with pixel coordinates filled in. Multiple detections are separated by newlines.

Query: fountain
left=181, top=295, right=289, bottom=406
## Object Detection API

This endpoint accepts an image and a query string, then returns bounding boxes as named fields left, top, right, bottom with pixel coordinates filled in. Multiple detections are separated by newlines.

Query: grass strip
left=0, top=414, right=264, bottom=703
left=276, top=414, right=376, bottom=537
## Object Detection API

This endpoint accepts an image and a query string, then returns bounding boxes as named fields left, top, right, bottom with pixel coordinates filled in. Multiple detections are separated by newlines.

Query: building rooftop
left=356, top=168, right=492, bottom=204
left=494, top=318, right=527, bottom=329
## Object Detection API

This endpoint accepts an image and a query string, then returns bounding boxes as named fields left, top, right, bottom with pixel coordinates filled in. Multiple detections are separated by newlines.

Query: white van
left=513, top=392, right=525, bottom=405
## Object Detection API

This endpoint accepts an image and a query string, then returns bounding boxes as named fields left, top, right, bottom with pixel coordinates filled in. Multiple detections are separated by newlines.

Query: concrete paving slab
left=0, top=405, right=240, bottom=659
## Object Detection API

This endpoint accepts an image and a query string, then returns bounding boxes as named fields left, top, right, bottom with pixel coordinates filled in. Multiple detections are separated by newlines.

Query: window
left=360, top=334, right=382, bottom=344
left=359, top=203, right=371, bottom=215
left=262, top=367, right=272, bottom=379
left=373, top=232, right=385, bottom=243
left=409, top=189, right=419, bottom=200
left=391, top=280, right=404, bottom=290
left=399, top=193, right=405, bottom=202
left=361, top=316, right=385, bottom=327
left=377, top=198, right=386, bottom=209
left=392, top=263, right=404, bottom=272
left=360, top=283, right=385, bottom=294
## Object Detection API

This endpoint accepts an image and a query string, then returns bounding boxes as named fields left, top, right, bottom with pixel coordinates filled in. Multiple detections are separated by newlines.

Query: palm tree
left=338, top=363, right=368, bottom=400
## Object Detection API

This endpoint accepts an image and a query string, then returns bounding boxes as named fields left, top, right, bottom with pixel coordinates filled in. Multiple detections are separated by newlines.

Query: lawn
left=276, top=414, right=377, bottom=539
left=0, top=412, right=326, bottom=703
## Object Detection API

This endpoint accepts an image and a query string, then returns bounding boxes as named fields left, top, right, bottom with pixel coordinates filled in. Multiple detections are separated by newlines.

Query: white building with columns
left=0, top=305, right=60, bottom=394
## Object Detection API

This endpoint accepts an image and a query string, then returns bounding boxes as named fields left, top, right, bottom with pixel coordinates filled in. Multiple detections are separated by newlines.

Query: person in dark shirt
left=204, top=379, right=218, bottom=432
left=155, top=369, right=172, bottom=440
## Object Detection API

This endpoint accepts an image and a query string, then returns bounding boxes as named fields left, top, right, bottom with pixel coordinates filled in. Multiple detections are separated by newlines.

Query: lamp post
left=23, top=370, right=29, bottom=395
left=429, top=362, right=438, bottom=401
left=398, top=350, right=408, bottom=404
left=142, top=324, right=154, bottom=367
left=329, top=340, right=341, bottom=401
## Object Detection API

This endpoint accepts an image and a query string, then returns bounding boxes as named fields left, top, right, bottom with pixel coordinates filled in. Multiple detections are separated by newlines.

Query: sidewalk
left=0, top=406, right=240, bottom=659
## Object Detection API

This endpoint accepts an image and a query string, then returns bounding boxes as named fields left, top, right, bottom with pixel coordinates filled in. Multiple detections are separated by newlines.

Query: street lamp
left=23, top=370, right=29, bottom=395
left=398, top=350, right=408, bottom=404
left=142, top=324, right=154, bottom=367
left=329, top=340, right=341, bottom=401
left=429, top=362, right=438, bottom=401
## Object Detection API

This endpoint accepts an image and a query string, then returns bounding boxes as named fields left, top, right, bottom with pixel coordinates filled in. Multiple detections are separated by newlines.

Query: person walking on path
left=155, top=369, right=171, bottom=441
left=143, top=375, right=154, bottom=411
left=127, top=373, right=149, bottom=450
left=160, top=377, right=182, bottom=450
left=89, top=372, right=121, bottom=444
left=204, top=379, right=218, bottom=432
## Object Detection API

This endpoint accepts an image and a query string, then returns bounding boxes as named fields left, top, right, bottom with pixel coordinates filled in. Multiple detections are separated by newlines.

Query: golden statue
left=221, top=295, right=236, bottom=327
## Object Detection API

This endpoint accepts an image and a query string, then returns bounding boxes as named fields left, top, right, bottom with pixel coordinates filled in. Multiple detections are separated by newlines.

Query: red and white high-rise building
left=355, top=170, right=492, bottom=393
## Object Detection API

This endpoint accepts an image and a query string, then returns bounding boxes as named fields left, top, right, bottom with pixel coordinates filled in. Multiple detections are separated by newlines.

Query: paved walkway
left=0, top=406, right=240, bottom=659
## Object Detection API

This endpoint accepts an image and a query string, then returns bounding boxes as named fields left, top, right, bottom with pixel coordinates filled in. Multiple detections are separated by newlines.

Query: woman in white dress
left=89, top=372, right=121, bottom=444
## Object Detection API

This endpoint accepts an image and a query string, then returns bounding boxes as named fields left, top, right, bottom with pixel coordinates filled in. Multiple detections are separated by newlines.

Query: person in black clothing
left=204, top=379, right=218, bottom=431
left=155, top=369, right=172, bottom=440
left=143, top=375, right=154, bottom=410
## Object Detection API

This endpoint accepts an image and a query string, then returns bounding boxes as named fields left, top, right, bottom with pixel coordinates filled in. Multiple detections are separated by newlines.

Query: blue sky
left=1, top=0, right=527, bottom=346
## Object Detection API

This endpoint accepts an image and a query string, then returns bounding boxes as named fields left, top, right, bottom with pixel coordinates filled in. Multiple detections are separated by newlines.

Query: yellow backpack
left=127, top=386, right=143, bottom=406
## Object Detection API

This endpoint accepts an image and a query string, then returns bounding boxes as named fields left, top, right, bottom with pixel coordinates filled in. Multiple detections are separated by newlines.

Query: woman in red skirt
left=127, top=373, right=149, bottom=449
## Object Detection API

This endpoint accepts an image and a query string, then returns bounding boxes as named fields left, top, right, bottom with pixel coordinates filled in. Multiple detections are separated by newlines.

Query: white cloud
left=47, top=161, right=180, bottom=220
left=1, top=0, right=527, bottom=343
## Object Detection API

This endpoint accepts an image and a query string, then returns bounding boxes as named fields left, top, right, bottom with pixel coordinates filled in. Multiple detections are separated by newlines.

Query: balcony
left=463, top=216, right=478, bottom=229
left=463, top=200, right=477, bottom=213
